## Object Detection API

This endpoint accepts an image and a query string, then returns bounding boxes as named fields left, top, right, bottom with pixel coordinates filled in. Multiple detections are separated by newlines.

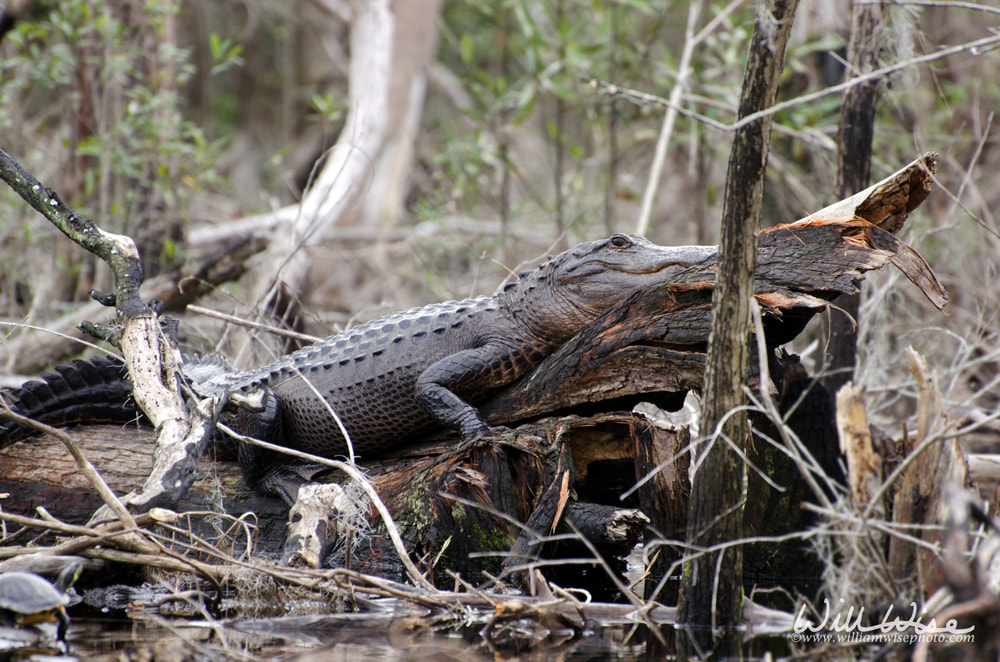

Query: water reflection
left=62, top=612, right=656, bottom=661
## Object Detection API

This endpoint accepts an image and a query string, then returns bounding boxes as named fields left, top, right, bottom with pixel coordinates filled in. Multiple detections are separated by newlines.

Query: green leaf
left=162, top=237, right=177, bottom=261
left=459, top=32, right=475, bottom=64
left=513, top=80, right=537, bottom=124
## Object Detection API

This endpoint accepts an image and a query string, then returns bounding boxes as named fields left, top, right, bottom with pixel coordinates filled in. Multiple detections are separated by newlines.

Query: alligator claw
left=460, top=423, right=510, bottom=441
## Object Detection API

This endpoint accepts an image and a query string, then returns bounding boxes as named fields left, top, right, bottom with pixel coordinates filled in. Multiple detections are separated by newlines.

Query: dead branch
left=0, top=149, right=215, bottom=520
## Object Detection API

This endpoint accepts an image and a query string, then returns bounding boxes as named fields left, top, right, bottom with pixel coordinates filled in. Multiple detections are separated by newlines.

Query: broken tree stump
left=887, top=349, right=971, bottom=596
left=630, top=412, right=691, bottom=604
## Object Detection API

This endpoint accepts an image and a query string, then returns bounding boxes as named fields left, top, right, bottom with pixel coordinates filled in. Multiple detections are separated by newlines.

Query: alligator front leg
left=414, top=344, right=532, bottom=440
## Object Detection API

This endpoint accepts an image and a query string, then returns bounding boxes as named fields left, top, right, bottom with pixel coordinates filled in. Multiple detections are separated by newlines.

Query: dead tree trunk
left=823, top=1, right=883, bottom=398
left=678, top=1, right=799, bottom=658
left=239, top=0, right=442, bottom=363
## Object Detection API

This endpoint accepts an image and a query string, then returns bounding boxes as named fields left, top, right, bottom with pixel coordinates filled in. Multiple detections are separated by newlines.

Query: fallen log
left=0, top=155, right=946, bottom=587
left=0, top=414, right=651, bottom=568
left=0, top=425, right=290, bottom=555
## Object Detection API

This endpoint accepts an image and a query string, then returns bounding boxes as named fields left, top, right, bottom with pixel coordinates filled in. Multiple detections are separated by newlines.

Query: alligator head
left=508, top=233, right=716, bottom=342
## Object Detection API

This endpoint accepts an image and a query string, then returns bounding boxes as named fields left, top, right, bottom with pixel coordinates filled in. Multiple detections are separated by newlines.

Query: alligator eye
left=609, top=234, right=631, bottom=249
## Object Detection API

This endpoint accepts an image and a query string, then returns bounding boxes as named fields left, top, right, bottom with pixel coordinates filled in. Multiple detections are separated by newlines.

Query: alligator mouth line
left=594, top=259, right=700, bottom=274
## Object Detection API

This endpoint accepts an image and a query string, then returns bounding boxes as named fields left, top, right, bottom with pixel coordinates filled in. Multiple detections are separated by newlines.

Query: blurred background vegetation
left=0, top=0, right=996, bottom=427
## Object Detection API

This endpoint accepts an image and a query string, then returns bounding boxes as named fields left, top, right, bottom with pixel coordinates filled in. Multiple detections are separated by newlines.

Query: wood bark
left=0, top=425, right=290, bottom=555
left=563, top=501, right=649, bottom=548
left=632, top=413, right=690, bottom=604
left=679, top=1, right=799, bottom=657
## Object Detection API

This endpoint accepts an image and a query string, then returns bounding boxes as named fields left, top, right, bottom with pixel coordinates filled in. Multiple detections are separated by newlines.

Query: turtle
left=0, top=561, right=82, bottom=643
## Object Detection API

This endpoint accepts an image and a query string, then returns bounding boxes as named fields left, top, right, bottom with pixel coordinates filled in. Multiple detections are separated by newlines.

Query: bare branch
left=587, top=32, right=1000, bottom=135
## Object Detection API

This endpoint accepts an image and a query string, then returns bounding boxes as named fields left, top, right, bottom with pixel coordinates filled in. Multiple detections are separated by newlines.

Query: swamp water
left=6, top=604, right=798, bottom=661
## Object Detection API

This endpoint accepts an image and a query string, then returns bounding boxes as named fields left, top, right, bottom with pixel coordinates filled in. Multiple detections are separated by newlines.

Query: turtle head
left=54, top=560, right=83, bottom=594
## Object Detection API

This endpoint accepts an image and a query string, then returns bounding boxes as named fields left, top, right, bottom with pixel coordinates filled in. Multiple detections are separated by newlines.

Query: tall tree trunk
left=678, top=1, right=799, bottom=658
left=822, top=2, right=883, bottom=398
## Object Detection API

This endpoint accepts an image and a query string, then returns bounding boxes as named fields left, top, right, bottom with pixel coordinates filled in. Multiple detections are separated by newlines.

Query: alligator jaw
left=552, top=234, right=716, bottom=310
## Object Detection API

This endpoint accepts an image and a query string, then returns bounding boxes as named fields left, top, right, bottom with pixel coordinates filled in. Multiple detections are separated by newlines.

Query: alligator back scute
left=0, top=356, right=139, bottom=447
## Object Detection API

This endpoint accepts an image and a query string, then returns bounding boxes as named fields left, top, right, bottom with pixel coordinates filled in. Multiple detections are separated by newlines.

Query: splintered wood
left=888, top=349, right=969, bottom=594
left=836, top=383, right=883, bottom=508
left=834, top=349, right=973, bottom=599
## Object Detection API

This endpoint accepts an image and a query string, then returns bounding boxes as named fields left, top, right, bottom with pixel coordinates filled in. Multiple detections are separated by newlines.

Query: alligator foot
left=250, top=462, right=329, bottom=507
left=460, top=423, right=511, bottom=442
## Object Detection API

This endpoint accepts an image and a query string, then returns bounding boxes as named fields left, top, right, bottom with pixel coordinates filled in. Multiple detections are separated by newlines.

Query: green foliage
left=0, top=0, right=224, bottom=273
left=424, top=2, right=928, bottom=242
left=425, top=1, right=760, bottom=234
left=309, top=92, right=345, bottom=126
left=208, top=31, right=244, bottom=75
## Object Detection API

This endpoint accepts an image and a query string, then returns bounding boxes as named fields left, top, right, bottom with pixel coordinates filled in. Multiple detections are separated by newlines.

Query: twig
left=329, top=568, right=453, bottom=609
left=0, top=510, right=104, bottom=540
left=79, top=547, right=229, bottom=583
left=186, top=305, right=323, bottom=344
left=0, top=149, right=146, bottom=319
left=859, top=0, right=1000, bottom=18
left=0, top=321, right=122, bottom=361
left=912, top=593, right=997, bottom=662
left=282, top=365, right=358, bottom=465
left=635, top=0, right=704, bottom=234
left=636, top=0, right=748, bottom=235
left=937, top=112, right=999, bottom=240
left=590, top=32, right=1000, bottom=136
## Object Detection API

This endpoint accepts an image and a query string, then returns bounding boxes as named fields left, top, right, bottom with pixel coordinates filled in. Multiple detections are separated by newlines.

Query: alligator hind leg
left=231, top=386, right=326, bottom=505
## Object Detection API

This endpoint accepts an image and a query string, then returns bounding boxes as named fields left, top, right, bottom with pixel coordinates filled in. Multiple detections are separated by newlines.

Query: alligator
left=1, top=234, right=715, bottom=504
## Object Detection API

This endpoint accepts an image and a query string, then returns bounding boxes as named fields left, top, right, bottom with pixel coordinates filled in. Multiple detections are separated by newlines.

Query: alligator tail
left=0, top=356, right=141, bottom=448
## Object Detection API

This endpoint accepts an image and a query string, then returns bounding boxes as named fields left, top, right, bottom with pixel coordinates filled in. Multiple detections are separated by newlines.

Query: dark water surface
left=0, top=590, right=803, bottom=661
left=12, top=612, right=800, bottom=662
left=58, top=613, right=654, bottom=661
